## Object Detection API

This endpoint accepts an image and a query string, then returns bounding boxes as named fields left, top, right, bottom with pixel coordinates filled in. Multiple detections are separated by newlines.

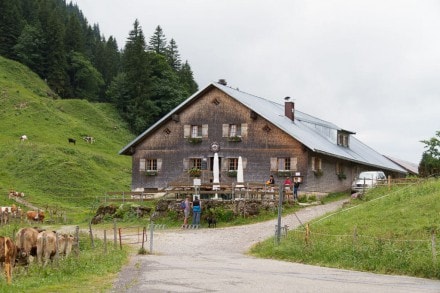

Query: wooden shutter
left=183, top=125, right=190, bottom=138
left=183, top=158, right=189, bottom=170
left=202, top=124, right=209, bottom=138
left=291, top=157, right=297, bottom=171
left=318, top=158, right=322, bottom=170
left=242, top=157, right=247, bottom=169
left=221, top=158, right=228, bottom=171
left=241, top=123, right=248, bottom=137
left=222, top=124, right=229, bottom=137
left=311, top=157, right=315, bottom=171
left=157, top=159, right=162, bottom=171
left=139, top=159, right=145, bottom=171
left=270, top=157, right=277, bottom=171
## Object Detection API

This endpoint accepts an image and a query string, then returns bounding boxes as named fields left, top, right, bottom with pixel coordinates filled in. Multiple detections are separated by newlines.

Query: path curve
left=111, top=200, right=440, bottom=293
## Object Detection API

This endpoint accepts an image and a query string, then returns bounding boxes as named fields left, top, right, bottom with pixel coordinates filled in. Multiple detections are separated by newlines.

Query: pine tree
left=0, top=1, right=23, bottom=59
left=166, top=38, right=181, bottom=70
left=179, top=60, right=198, bottom=94
left=148, top=25, right=167, bottom=55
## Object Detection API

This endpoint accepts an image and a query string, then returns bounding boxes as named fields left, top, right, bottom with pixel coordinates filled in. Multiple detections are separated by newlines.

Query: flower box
left=313, top=169, right=324, bottom=177
left=145, top=171, right=158, bottom=176
left=227, top=136, right=242, bottom=142
left=277, top=171, right=292, bottom=177
left=227, top=170, right=237, bottom=177
left=187, top=137, right=202, bottom=144
left=188, top=168, right=201, bottom=177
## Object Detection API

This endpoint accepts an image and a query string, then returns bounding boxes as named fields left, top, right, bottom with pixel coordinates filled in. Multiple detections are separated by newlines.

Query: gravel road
left=111, top=200, right=440, bottom=293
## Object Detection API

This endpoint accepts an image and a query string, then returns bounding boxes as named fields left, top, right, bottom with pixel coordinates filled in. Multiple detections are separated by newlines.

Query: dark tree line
left=0, top=0, right=198, bottom=134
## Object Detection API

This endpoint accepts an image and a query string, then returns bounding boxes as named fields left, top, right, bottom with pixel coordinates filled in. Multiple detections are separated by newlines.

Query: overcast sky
left=74, top=0, right=440, bottom=165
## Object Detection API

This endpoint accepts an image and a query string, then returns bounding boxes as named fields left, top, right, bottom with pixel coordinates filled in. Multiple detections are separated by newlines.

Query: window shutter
left=202, top=124, right=209, bottom=138
left=221, top=159, right=228, bottom=171
left=139, top=159, right=145, bottom=171
left=311, top=157, right=315, bottom=171
left=241, top=123, right=248, bottom=137
left=291, top=157, right=297, bottom=171
left=242, top=157, right=247, bottom=169
left=183, top=125, right=190, bottom=138
left=270, top=157, right=278, bottom=171
left=318, top=158, right=322, bottom=170
left=222, top=124, right=229, bottom=137
left=157, top=159, right=162, bottom=171
left=183, top=158, right=189, bottom=170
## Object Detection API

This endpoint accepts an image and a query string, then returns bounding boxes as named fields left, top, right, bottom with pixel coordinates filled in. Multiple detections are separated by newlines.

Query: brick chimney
left=284, top=97, right=294, bottom=121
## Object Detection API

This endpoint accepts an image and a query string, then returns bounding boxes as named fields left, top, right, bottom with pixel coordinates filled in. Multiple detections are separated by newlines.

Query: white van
left=351, top=171, right=386, bottom=193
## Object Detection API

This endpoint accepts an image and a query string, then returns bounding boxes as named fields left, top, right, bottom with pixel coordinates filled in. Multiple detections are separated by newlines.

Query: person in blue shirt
left=192, top=196, right=202, bottom=227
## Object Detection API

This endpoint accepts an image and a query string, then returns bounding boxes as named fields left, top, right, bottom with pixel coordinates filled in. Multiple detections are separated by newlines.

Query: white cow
left=20, top=135, right=28, bottom=142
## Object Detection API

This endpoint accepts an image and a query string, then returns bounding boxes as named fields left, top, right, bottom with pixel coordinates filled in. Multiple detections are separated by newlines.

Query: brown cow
left=0, top=236, right=17, bottom=284
left=26, top=210, right=45, bottom=223
left=36, top=231, right=58, bottom=266
left=58, top=234, right=74, bottom=258
left=15, top=227, right=40, bottom=265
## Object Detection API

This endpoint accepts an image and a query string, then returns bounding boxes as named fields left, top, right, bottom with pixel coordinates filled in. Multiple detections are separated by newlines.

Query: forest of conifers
left=0, top=0, right=198, bottom=134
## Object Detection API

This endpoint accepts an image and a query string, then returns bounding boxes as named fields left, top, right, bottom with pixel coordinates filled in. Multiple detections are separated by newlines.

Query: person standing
left=192, top=196, right=202, bottom=228
left=293, top=179, right=300, bottom=201
left=284, top=177, right=292, bottom=201
left=183, top=196, right=191, bottom=228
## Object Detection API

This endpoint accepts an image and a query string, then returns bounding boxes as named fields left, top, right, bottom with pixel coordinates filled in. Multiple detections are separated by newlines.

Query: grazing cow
left=26, top=210, right=45, bottom=223
left=36, top=231, right=58, bottom=266
left=0, top=236, right=17, bottom=284
left=15, top=227, right=40, bottom=265
left=19, top=135, right=28, bottom=142
left=83, top=136, right=95, bottom=144
left=58, top=234, right=74, bottom=258
left=68, top=138, right=76, bottom=145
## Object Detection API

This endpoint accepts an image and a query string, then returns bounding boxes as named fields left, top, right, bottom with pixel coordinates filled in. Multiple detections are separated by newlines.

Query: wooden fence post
left=118, top=227, right=122, bottom=250
left=113, top=219, right=117, bottom=248
left=74, top=226, right=80, bottom=257
left=305, top=223, right=310, bottom=245
left=89, top=222, right=95, bottom=248
left=104, top=230, right=107, bottom=254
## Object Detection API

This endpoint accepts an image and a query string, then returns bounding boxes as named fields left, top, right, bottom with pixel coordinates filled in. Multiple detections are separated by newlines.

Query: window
left=140, top=158, right=162, bottom=172
left=335, top=162, right=344, bottom=175
left=311, top=157, right=322, bottom=171
left=278, top=158, right=291, bottom=171
left=337, top=131, right=349, bottom=147
left=191, top=125, right=202, bottom=138
left=229, top=124, right=241, bottom=137
left=222, top=123, right=247, bottom=138
left=147, top=159, right=157, bottom=171
left=270, top=157, right=298, bottom=171
left=190, top=158, right=202, bottom=169
left=184, top=124, right=208, bottom=138
left=229, top=158, right=238, bottom=171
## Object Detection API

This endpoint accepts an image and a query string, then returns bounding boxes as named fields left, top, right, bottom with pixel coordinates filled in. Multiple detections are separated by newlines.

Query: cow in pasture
left=19, top=135, right=28, bottom=142
left=36, top=231, right=58, bottom=266
left=0, top=236, right=17, bottom=284
left=15, top=227, right=40, bottom=265
left=26, top=210, right=44, bottom=223
left=58, top=234, right=74, bottom=258
left=68, top=138, right=76, bottom=145
left=0, top=207, right=11, bottom=224
left=83, top=136, right=95, bottom=144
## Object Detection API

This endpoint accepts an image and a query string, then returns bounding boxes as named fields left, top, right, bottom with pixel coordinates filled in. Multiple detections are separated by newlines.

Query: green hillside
left=0, top=56, right=135, bottom=220
left=251, top=179, right=440, bottom=279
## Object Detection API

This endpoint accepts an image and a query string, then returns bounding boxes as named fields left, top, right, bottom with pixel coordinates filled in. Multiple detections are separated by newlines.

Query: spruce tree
left=166, top=38, right=181, bottom=70
left=148, top=25, right=167, bottom=55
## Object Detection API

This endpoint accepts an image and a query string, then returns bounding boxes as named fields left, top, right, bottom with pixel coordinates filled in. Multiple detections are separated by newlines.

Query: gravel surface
left=111, top=200, right=440, bottom=293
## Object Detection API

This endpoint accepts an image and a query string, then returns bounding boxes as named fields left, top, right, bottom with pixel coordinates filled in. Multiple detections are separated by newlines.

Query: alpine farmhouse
left=119, top=81, right=406, bottom=193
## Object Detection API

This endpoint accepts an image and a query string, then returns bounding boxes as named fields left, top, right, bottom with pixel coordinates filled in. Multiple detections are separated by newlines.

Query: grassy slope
left=250, top=179, right=440, bottom=279
left=0, top=56, right=134, bottom=221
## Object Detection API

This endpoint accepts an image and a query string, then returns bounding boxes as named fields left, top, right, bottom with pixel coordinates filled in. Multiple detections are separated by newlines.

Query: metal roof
left=119, top=82, right=406, bottom=174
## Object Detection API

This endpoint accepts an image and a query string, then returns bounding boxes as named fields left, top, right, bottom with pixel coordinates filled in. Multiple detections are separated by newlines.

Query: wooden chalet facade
left=119, top=81, right=406, bottom=193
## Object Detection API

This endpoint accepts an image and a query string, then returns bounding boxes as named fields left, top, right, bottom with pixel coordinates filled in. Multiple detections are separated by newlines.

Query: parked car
left=351, top=171, right=387, bottom=193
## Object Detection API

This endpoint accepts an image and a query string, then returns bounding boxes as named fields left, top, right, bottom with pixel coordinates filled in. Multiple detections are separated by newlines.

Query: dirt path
left=110, top=200, right=440, bottom=292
